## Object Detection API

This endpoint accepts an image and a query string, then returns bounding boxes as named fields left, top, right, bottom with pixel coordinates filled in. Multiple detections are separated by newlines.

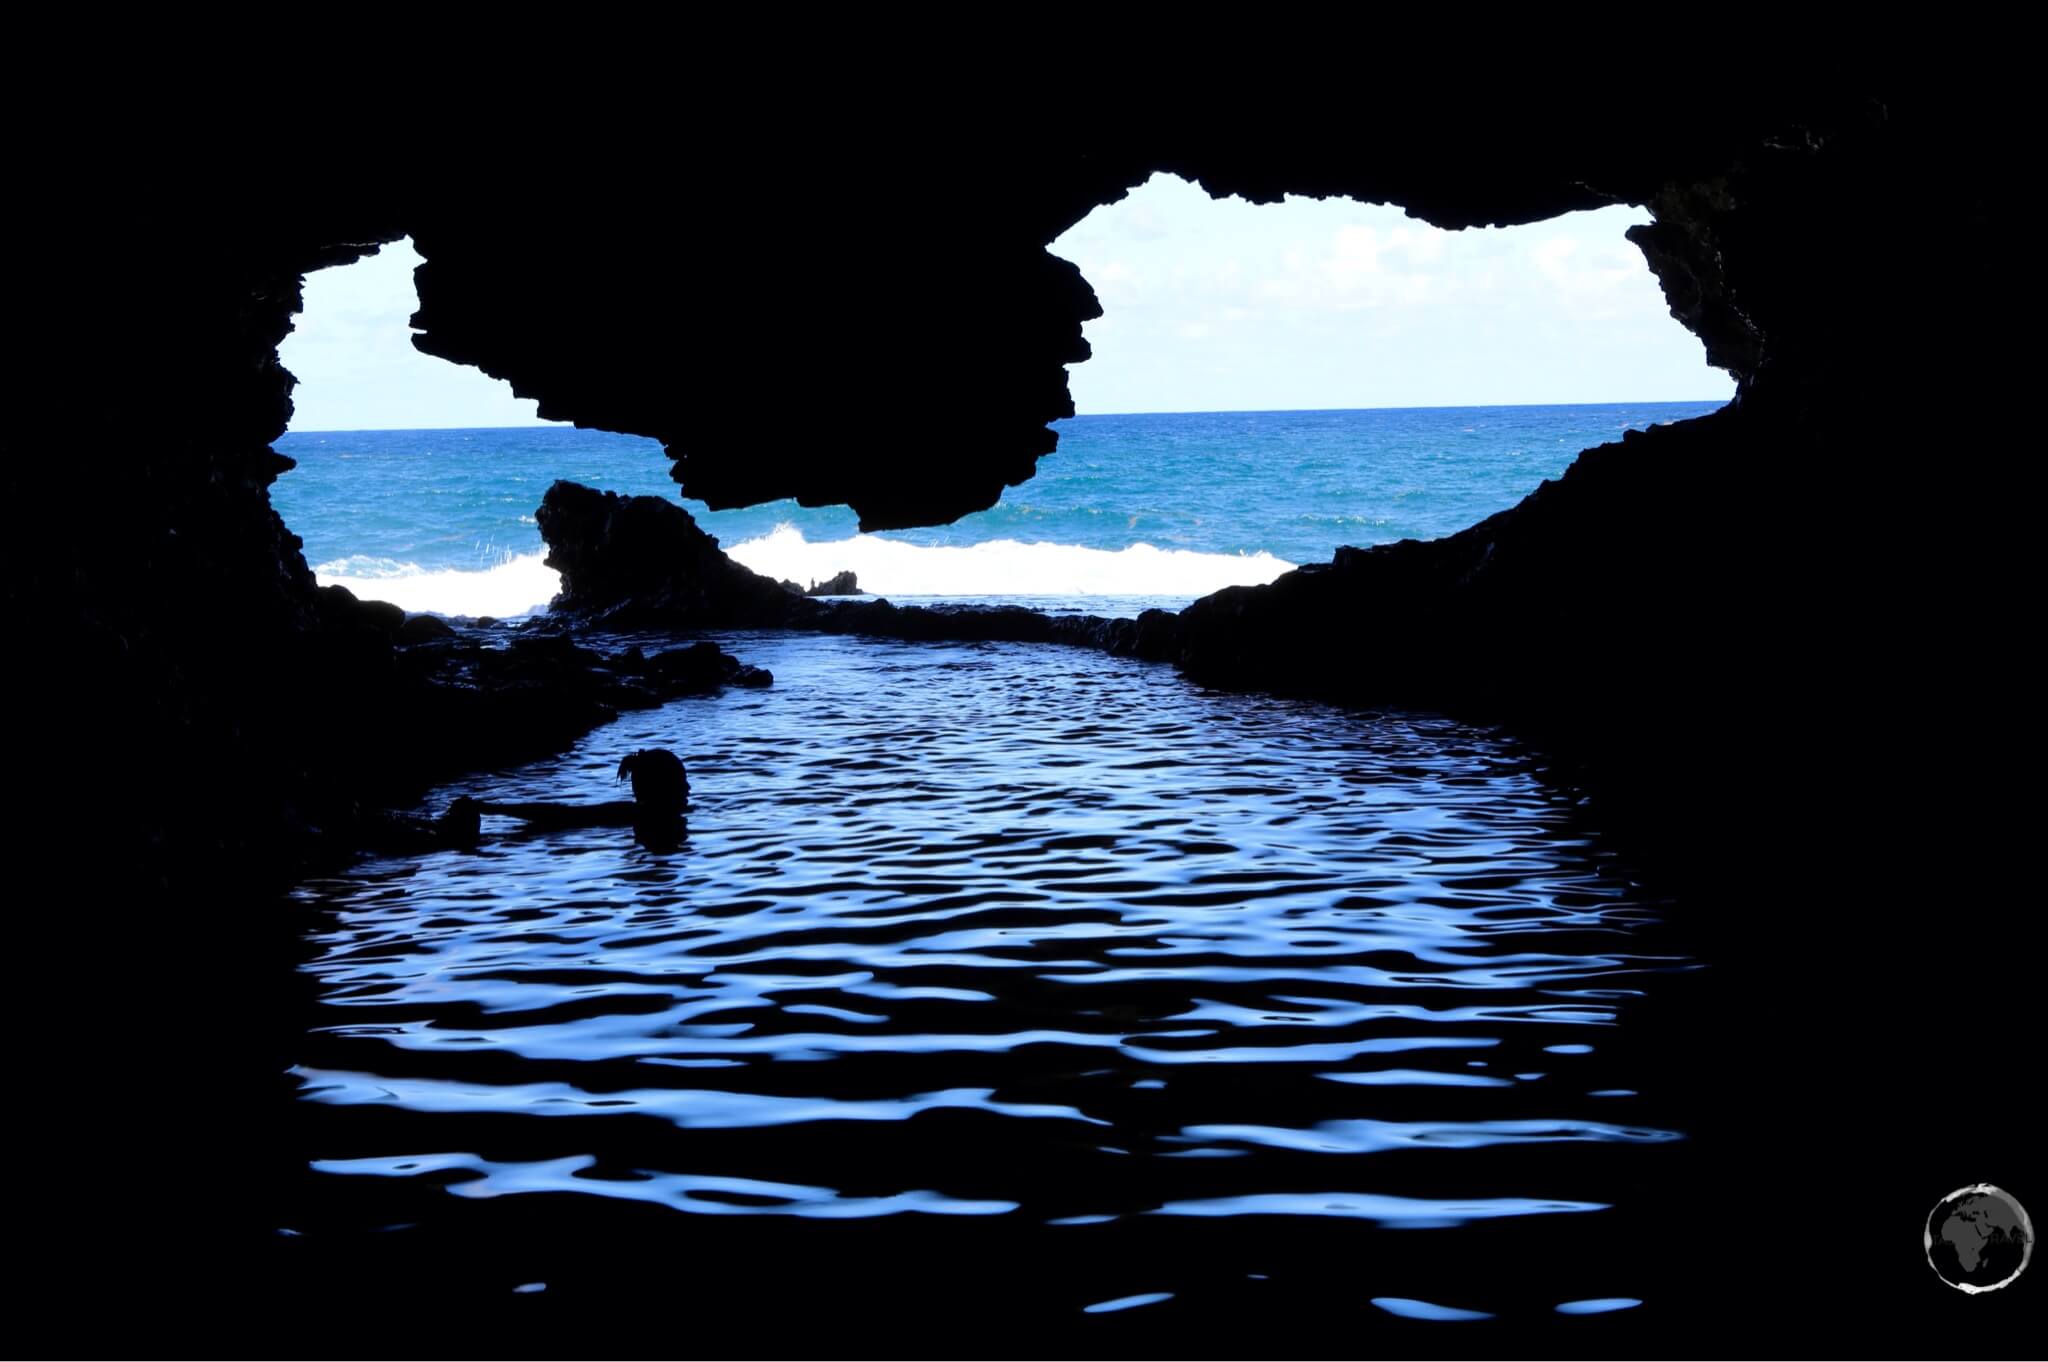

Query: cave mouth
left=273, top=189, right=1728, bottom=620
left=273, top=235, right=620, bottom=618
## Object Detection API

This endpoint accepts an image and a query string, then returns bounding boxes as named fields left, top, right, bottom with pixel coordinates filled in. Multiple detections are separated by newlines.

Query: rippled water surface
left=284, top=632, right=1698, bottom=1334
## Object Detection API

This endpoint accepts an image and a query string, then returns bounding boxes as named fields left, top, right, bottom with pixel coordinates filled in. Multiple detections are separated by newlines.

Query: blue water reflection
left=288, top=632, right=1691, bottom=1316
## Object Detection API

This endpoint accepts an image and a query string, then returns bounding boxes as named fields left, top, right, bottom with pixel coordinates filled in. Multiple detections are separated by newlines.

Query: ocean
left=273, top=402, right=1724, bottom=618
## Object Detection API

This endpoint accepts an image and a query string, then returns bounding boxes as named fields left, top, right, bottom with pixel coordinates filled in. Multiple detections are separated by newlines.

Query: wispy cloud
left=1050, top=174, right=1731, bottom=413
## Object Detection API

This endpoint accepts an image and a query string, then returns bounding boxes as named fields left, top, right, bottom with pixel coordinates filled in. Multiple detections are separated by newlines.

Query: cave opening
left=273, top=235, right=661, bottom=618
left=1032, top=172, right=1733, bottom=586
left=274, top=183, right=1729, bottom=627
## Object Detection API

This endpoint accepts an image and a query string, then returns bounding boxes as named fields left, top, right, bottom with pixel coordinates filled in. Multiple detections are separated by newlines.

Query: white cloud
left=1050, top=174, right=1733, bottom=413
left=279, top=237, right=561, bottom=432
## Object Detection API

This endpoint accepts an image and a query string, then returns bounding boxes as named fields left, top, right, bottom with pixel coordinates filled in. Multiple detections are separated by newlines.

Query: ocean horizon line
left=281, top=396, right=1729, bottom=437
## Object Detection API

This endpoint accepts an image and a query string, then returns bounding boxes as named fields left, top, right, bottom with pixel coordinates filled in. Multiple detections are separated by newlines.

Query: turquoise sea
left=274, top=402, right=1723, bottom=616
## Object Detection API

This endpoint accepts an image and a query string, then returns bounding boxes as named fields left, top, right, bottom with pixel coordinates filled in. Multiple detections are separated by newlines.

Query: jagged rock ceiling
left=385, top=93, right=1854, bottom=528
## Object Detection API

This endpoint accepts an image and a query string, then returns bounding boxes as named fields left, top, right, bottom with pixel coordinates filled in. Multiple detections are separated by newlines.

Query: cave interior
left=18, top=82, right=2038, bottom=1348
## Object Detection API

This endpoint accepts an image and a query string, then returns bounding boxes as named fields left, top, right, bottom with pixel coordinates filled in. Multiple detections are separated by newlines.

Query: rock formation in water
left=537, top=480, right=805, bottom=628
left=804, top=571, right=862, bottom=597
left=538, top=478, right=1184, bottom=653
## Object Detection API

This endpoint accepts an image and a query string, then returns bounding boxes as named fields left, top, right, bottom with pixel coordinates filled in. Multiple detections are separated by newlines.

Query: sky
left=281, top=239, right=551, bottom=431
left=1049, top=176, right=1730, bottom=413
left=279, top=176, right=1730, bottom=432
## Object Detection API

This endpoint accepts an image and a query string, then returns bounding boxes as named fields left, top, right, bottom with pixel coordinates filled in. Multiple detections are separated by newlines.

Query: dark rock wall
left=408, top=154, right=1126, bottom=532
left=27, top=220, right=399, bottom=898
left=536, top=480, right=806, bottom=627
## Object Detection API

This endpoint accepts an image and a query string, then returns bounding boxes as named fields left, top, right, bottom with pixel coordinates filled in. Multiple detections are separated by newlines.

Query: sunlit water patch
left=283, top=631, right=1696, bottom=1329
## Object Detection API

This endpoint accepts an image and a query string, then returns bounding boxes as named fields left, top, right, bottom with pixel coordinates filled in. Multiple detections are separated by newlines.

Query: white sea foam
left=313, top=530, right=1295, bottom=618
left=314, top=551, right=560, bottom=618
left=724, top=525, right=1294, bottom=598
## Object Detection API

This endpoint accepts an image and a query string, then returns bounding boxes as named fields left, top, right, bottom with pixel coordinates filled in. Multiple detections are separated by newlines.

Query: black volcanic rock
left=806, top=570, right=862, bottom=596
left=398, top=612, right=456, bottom=642
left=537, top=480, right=803, bottom=628
left=536, top=478, right=1178, bottom=654
left=1162, top=409, right=1752, bottom=819
left=315, top=583, right=404, bottom=638
left=623, top=640, right=775, bottom=692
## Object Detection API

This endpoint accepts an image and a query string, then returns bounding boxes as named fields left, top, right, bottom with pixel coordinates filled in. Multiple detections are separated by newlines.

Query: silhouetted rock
left=537, top=480, right=1178, bottom=653
left=537, top=480, right=804, bottom=628
left=316, top=583, right=403, bottom=637
left=806, top=571, right=862, bottom=596
left=399, top=612, right=456, bottom=642
left=617, top=639, right=776, bottom=693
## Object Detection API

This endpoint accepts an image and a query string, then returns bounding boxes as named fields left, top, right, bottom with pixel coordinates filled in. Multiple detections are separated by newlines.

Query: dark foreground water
left=278, top=632, right=1703, bottom=1343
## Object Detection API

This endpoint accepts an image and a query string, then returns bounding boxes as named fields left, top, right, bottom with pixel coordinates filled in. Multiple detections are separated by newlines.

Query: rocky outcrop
left=803, top=570, right=862, bottom=596
left=537, top=480, right=804, bottom=628
left=539, top=479, right=1184, bottom=654
left=811, top=598, right=1182, bottom=653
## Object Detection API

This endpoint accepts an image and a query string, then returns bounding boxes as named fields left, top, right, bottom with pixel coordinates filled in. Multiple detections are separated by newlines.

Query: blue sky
left=280, top=175, right=1731, bottom=432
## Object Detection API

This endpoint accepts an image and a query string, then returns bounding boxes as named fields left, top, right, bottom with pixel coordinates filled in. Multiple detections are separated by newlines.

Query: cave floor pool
left=277, top=630, right=1707, bottom=1344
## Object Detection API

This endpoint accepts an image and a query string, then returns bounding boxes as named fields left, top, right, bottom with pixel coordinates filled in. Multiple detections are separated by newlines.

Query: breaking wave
left=723, top=525, right=1293, bottom=599
left=314, top=551, right=560, bottom=618
left=314, top=530, right=1295, bottom=618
